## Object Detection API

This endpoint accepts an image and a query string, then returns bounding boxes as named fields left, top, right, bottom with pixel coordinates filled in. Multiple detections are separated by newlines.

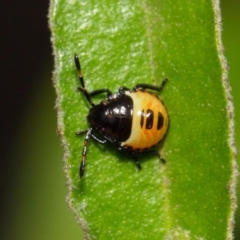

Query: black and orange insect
left=74, top=54, right=169, bottom=178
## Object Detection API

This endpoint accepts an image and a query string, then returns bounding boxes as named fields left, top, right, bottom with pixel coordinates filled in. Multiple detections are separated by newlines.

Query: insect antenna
left=74, top=54, right=95, bottom=107
left=78, top=128, right=93, bottom=178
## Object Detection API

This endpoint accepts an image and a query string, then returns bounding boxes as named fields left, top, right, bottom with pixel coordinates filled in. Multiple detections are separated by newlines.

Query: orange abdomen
left=121, top=91, right=168, bottom=149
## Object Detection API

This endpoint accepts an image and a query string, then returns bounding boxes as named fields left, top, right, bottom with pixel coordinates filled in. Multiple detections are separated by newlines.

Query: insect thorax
left=87, top=94, right=133, bottom=142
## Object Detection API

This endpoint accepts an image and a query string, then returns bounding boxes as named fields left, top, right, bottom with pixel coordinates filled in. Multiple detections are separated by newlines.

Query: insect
left=74, top=54, right=169, bottom=178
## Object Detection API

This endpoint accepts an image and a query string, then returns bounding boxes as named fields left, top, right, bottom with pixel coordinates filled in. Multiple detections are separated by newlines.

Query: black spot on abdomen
left=146, top=109, right=154, bottom=129
left=157, top=112, right=164, bottom=130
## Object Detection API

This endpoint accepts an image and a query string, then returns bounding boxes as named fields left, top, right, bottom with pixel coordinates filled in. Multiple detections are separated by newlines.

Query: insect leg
left=134, top=78, right=168, bottom=92
left=75, top=129, right=88, bottom=135
left=74, top=54, right=95, bottom=107
left=118, top=86, right=130, bottom=94
left=89, top=89, right=112, bottom=98
left=133, top=156, right=142, bottom=170
left=90, top=132, right=107, bottom=144
left=136, top=148, right=166, bottom=164
left=156, top=152, right=166, bottom=164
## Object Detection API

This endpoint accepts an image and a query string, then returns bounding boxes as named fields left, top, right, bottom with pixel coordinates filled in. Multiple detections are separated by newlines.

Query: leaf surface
left=49, top=1, right=237, bottom=239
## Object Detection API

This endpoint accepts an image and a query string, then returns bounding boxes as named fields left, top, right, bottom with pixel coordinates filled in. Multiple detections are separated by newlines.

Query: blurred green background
left=0, top=1, right=239, bottom=239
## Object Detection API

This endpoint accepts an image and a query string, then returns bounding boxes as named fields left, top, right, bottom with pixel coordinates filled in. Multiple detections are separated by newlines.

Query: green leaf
left=49, top=0, right=237, bottom=239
